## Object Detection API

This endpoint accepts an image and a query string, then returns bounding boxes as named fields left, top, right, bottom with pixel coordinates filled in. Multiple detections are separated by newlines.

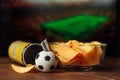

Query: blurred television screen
left=0, top=0, right=119, bottom=57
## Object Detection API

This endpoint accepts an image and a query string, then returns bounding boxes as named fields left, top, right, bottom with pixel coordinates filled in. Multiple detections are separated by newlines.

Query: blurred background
left=0, top=0, right=119, bottom=57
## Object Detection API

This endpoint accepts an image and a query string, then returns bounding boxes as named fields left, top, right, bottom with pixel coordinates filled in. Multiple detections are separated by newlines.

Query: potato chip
left=66, top=40, right=84, bottom=47
left=79, top=44, right=94, bottom=55
left=90, top=41, right=103, bottom=57
left=82, top=46, right=100, bottom=66
left=11, top=64, right=35, bottom=73
left=69, top=45, right=98, bottom=66
left=50, top=43, right=79, bottom=62
left=90, top=41, right=101, bottom=45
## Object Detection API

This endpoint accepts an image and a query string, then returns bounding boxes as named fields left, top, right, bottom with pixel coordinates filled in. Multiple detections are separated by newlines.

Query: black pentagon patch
left=35, top=54, right=39, bottom=59
left=50, top=65, right=55, bottom=70
left=45, top=55, right=51, bottom=61
left=38, top=65, right=44, bottom=70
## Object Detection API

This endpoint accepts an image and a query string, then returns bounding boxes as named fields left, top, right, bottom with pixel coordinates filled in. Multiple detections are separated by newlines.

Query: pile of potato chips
left=50, top=40, right=103, bottom=67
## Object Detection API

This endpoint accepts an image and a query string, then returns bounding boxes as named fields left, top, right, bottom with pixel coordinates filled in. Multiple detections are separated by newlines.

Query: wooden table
left=0, top=57, right=120, bottom=80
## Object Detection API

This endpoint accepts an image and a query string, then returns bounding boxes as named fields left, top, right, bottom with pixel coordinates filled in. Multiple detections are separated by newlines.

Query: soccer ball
left=35, top=51, right=58, bottom=72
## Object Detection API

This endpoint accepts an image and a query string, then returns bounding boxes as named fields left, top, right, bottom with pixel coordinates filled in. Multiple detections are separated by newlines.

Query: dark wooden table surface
left=0, top=57, right=120, bottom=80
